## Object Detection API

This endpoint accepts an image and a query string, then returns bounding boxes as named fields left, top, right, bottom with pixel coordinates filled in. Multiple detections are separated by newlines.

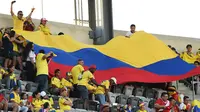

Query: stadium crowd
left=0, top=1, right=199, bottom=112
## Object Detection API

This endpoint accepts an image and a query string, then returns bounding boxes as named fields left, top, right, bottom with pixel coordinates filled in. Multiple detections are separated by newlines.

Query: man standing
left=154, top=92, right=169, bottom=112
left=10, top=1, right=35, bottom=30
left=125, top=24, right=136, bottom=38
left=71, top=59, right=84, bottom=88
left=95, top=77, right=117, bottom=105
left=36, top=50, right=55, bottom=92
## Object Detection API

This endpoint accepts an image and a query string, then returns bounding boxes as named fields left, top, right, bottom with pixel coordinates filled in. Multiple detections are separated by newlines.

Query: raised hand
left=11, top=1, right=16, bottom=4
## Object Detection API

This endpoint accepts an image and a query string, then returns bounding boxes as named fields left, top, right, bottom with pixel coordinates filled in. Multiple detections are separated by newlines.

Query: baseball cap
left=41, top=18, right=48, bottom=22
left=111, top=77, right=117, bottom=84
left=40, top=91, right=46, bottom=97
left=89, top=65, right=97, bottom=69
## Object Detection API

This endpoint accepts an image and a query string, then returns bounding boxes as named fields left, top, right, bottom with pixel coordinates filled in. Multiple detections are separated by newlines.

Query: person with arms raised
left=10, top=1, right=35, bottom=30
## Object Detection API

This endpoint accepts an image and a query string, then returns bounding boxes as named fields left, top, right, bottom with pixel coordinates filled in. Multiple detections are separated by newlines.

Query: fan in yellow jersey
left=32, top=91, right=43, bottom=112
left=71, top=59, right=85, bottom=85
left=36, top=50, right=56, bottom=92
left=10, top=1, right=35, bottom=30
left=50, top=69, right=73, bottom=95
left=59, top=88, right=73, bottom=112
left=10, top=86, right=29, bottom=112
left=77, top=65, right=100, bottom=99
left=95, top=77, right=117, bottom=105
left=38, top=18, right=52, bottom=35
left=180, top=44, right=199, bottom=64
left=71, top=59, right=85, bottom=97
left=137, top=102, right=147, bottom=112
left=40, top=91, right=56, bottom=112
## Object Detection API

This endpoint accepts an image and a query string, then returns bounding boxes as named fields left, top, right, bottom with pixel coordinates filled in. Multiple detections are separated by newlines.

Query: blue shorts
left=77, top=85, right=88, bottom=99
left=96, top=94, right=106, bottom=105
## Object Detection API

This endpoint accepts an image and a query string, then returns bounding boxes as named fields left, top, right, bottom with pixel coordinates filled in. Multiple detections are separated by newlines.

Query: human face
left=187, top=47, right=192, bottom=52
left=15, top=88, right=20, bottom=93
left=78, top=60, right=84, bottom=66
left=56, top=71, right=61, bottom=76
left=130, top=26, right=135, bottom=33
left=17, top=11, right=23, bottom=19
left=171, top=99, right=176, bottom=105
left=23, top=94, right=28, bottom=99
left=140, top=105, right=145, bottom=111
left=36, top=93, right=41, bottom=99
left=162, top=94, right=169, bottom=101
left=41, top=21, right=47, bottom=26
left=184, top=98, right=189, bottom=104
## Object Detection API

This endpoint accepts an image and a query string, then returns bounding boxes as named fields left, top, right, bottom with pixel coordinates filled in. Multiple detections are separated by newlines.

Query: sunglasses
left=19, top=14, right=23, bottom=16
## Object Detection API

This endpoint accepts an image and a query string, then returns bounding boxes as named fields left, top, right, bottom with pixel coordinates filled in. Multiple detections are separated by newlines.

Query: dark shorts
left=12, top=51, right=20, bottom=57
left=77, top=85, right=88, bottom=99
left=3, top=50, right=13, bottom=59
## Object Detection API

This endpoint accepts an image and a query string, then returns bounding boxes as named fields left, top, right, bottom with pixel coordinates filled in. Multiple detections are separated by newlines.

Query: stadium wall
left=0, top=14, right=199, bottom=52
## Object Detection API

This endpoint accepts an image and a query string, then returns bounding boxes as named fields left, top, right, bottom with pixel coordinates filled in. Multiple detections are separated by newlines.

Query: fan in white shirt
left=125, top=24, right=136, bottom=38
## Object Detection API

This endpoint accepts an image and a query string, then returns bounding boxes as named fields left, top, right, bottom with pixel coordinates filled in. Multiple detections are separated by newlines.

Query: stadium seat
left=135, top=96, right=150, bottom=105
left=143, top=88, right=158, bottom=99
left=25, top=82, right=38, bottom=92
left=148, top=99, right=156, bottom=109
left=127, top=96, right=142, bottom=108
left=133, top=88, right=144, bottom=96
left=116, top=94, right=128, bottom=105
left=107, top=92, right=118, bottom=104
left=112, top=85, right=123, bottom=94
left=86, top=100, right=99, bottom=111
left=73, top=99, right=85, bottom=109
left=123, top=86, right=134, bottom=96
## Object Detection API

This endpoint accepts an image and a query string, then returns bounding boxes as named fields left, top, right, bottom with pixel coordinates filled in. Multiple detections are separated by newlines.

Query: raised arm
left=26, top=8, right=35, bottom=19
left=10, top=1, right=16, bottom=16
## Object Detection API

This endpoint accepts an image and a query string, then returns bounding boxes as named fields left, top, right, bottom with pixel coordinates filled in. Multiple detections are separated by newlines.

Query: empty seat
left=73, top=99, right=85, bottom=109
left=123, top=86, right=134, bottom=96
left=133, top=88, right=144, bottom=96
left=127, top=97, right=142, bottom=108
left=112, top=85, right=123, bottom=94
left=143, top=88, right=158, bottom=99
left=107, top=92, right=118, bottom=104
left=116, top=94, right=128, bottom=105
left=86, top=100, right=99, bottom=111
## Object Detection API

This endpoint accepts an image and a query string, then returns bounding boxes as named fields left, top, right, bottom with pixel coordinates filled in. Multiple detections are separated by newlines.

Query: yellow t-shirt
left=12, top=15, right=26, bottom=30
left=42, top=98, right=54, bottom=109
left=59, top=97, right=72, bottom=111
left=10, top=92, right=21, bottom=104
left=51, top=77, right=61, bottom=88
left=32, top=99, right=43, bottom=109
left=39, top=24, right=51, bottom=35
left=180, top=51, right=197, bottom=64
left=12, top=42, right=18, bottom=52
left=0, top=68, right=6, bottom=79
left=61, top=78, right=73, bottom=88
left=71, top=64, right=84, bottom=84
left=78, top=70, right=94, bottom=86
left=95, top=80, right=110, bottom=95
left=10, top=73, right=16, bottom=80
left=36, top=53, right=48, bottom=76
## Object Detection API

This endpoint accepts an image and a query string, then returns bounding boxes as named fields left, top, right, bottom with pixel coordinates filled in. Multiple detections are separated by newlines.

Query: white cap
left=40, top=91, right=46, bottom=97
left=111, top=77, right=117, bottom=84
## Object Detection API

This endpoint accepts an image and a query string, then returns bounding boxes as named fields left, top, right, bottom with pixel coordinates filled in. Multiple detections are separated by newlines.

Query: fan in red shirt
left=154, top=92, right=169, bottom=112
left=164, top=97, right=179, bottom=112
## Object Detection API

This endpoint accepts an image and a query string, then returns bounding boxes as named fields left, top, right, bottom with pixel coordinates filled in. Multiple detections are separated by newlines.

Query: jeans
left=10, top=80, right=22, bottom=91
left=77, top=85, right=88, bottom=99
left=96, top=94, right=106, bottom=105
left=19, top=106, right=29, bottom=112
left=35, top=75, right=48, bottom=92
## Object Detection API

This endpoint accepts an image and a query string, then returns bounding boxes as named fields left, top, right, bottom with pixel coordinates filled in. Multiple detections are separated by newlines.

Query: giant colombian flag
left=16, top=30, right=200, bottom=84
